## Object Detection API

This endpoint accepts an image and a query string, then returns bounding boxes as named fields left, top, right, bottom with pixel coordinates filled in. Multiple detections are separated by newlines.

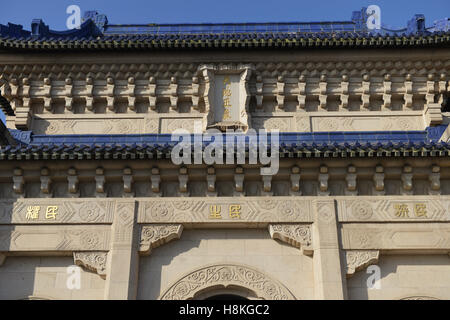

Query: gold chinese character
left=223, top=97, right=232, bottom=107
left=26, top=206, right=40, bottom=220
left=223, top=76, right=230, bottom=85
left=229, top=205, right=241, bottom=219
left=414, top=204, right=427, bottom=218
left=209, top=205, right=222, bottom=219
left=394, top=204, right=409, bottom=218
left=222, top=108, right=231, bottom=120
left=45, top=206, right=58, bottom=220
left=223, top=89, right=232, bottom=97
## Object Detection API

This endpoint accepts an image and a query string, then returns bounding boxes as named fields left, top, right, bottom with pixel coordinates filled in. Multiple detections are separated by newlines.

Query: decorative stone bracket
left=344, top=250, right=379, bottom=277
left=139, top=224, right=183, bottom=255
left=73, top=251, right=108, bottom=279
left=0, top=253, right=6, bottom=266
left=268, top=224, right=313, bottom=255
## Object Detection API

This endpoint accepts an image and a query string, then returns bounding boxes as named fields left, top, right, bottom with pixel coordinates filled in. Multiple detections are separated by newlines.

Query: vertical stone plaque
left=200, top=64, right=253, bottom=132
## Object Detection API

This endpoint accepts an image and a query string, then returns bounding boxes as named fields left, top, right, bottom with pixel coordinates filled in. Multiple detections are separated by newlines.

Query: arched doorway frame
left=158, top=263, right=296, bottom=300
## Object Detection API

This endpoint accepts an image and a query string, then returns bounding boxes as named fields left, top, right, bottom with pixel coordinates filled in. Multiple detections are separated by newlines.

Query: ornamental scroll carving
left=139, top=224, right=183, bottom=255
left=73, top=251, right=108, bottom=279
left=159, top=263, right=296, bottom=300
left=268, top=224, right=313, bottom=255
left=400, top=296, right=439, bottom=300
left=345, top=250, right=379, bottom=277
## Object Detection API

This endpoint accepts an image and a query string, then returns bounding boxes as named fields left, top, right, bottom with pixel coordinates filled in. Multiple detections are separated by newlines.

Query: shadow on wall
left=0, top=256, right=38, bottom=300
left=347, top=254, right=450, bottom=300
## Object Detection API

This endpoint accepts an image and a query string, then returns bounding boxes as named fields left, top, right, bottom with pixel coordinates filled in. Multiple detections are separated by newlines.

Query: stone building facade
left=0, top=9, right=449, bottom=300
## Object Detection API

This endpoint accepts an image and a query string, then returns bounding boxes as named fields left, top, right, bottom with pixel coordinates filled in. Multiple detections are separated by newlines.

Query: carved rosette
left=139, top=224, right=183, bottom=255
left=73, top=251, right=108, bottom=279
left=159, top=263, right=295, bottom=300
left=268, top=224, right=313, bottom=255
left=345, top=250, right=379, bottom=277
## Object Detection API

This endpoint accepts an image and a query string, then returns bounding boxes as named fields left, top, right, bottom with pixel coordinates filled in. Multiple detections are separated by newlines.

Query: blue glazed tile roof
left=0, top=9, right=449, bottom=51
left=1, top=126, right=449, bottom=161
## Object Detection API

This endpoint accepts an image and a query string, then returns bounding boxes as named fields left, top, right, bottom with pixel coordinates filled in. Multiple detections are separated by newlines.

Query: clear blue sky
left=0, top=0, right=449, bottom=124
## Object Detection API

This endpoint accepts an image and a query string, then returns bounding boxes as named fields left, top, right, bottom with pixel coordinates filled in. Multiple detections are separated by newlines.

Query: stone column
left=312, top=200, right=347, bottom=299
left=104, top=200, right=139, bottom=300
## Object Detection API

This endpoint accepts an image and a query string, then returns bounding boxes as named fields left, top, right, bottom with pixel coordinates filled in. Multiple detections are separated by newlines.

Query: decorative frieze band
left=73, top=251, right=108, bottom=279
left=341, top=223, right=450, bottom=250
left=344, top=250, right=379, bottom=277
left=0, top=199, right=115, bottom=224
left=139, top=224, right=183, bottom=255
left=0, top=225, right=110, bottom=251
left=138, top=197, right=313, bottom=223
left=337, top=197, right=450, bottom=222
left=268, top=224, right=313, bottom=255
left=2, top=196, right=450, bottom=225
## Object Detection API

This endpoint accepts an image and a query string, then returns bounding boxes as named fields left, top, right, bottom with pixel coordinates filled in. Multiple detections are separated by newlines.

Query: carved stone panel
left=32, top=117, right=145, bottom=134
left=159, top=263, right=296, bottom=300
left=337, top=197, right=450, bottom=222
left=1, top=199, right=115, bottom=224
left=251, top=116, right=292, bottom=131
left=341, top=223, right=450, bottom=250
left=160, top=117, right=203, bottom=133
left=311, top=113, right=424, bottom=132
left=0, top=225, right=110, bottom=251
left=138, top=197, right=313, bottom=223
left=200, top=64, right=253, bottom=131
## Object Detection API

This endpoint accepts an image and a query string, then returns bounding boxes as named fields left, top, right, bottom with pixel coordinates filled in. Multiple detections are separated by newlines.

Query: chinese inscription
left=25, top=205, right=59, bottom=220
left=393, top=203, right=427, bottom=219
left=209, top=204, right=242, bottom=220
left=222, top=76, right=232, bottom=121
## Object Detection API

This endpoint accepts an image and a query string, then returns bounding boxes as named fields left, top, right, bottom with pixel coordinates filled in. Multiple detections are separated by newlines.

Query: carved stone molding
left=159, top=263, right=296, bottom=300
left=337, top=198, right=450, bottom=222
left=1, top=199, right=115, bottom=224
left=345, top=250, right=379, bottom=277
left=268, top=224, right=313, bottom=255
left=138, top=197, right=313, bottom=223
left=139, top=224, right=183, bottom=255
left=0, top=225, right=110, bottom=251
left=73, top=251, right=108, bottom=279
left=341, top=223, right=450, bottom=250
left=400, top=296, right=440, bottom=300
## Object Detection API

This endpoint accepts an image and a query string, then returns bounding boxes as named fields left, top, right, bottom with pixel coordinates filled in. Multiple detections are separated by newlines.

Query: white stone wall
left=137, top=229, right=313, bottom=300
left=347, top=254, right=450, bottom=300
left=0, top=256, right=105, bottom=300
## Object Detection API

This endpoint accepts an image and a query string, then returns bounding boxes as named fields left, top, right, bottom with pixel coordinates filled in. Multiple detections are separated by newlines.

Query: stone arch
left=159, top=263, right=296, bottom=300
left=400, top=295, right=440, bottom=300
